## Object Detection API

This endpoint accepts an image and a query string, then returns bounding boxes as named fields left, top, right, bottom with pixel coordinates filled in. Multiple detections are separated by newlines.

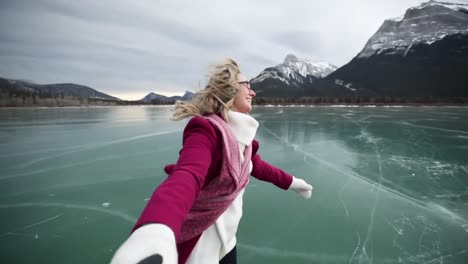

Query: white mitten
left=110, top=224, right=177, bottom=264
left=289, top=177, right=313, bottom=199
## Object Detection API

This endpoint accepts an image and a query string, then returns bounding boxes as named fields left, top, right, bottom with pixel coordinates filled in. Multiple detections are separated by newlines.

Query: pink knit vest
left=178, top=114, right=252, bottom=243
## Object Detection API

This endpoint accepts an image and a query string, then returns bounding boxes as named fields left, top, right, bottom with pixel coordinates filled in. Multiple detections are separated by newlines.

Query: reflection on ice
left=250, top=107, right=468, bottom=264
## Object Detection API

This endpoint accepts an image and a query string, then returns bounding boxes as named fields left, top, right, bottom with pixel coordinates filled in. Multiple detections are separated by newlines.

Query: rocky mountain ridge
left=358, top=0, right=468, bottom=58
left=251, top=54, right=337, bottom=97
left=307, top=0, right=468, bottom=98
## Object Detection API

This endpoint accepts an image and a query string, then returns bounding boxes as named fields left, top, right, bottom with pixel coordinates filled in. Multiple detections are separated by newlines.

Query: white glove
left=110, top=224, right=177, bottom=264
left=289, top=177, right=313, bottom=199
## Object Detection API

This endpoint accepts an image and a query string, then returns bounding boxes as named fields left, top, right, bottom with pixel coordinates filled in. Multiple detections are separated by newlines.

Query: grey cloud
left=0, top=0, right=221, bottom=94
left=0, top=0, right=428, bottom=98
left=271, top=30, right=322, bottom=55
left=236, top=54, right=280, bottom=78
left=244, top=54, right=279, bottom=68
left=18, top=0, right=240, bottom=51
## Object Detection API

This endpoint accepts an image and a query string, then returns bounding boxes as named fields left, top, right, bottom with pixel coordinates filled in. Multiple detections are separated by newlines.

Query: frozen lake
left=1, top=106, right=468, bottom=264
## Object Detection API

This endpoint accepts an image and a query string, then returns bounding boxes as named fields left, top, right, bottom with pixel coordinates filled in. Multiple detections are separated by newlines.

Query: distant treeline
left=253, top=96, right=468, bottom=105
left=2, top=90, right=468, bottom=107
left=0, top=90, right=120, bottom=107
left=149, top=98, right=177, bottom=105
left=0, top=90, right=189, bottom=107
left=149, top=96, right=468, bottom=105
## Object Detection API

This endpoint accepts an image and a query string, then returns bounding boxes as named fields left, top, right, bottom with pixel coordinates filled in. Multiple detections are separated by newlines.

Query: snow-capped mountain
left=359, top=0, right=468, bottom=58
left=251, top=54, right=337, bottom=97
left=311, top=0, right=468, bottom=98
left=253, top=54, right=336, bottom=84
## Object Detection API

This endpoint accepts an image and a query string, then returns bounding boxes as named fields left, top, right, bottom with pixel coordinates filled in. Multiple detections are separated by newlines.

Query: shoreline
left=2, top=103, right=468, bottom=109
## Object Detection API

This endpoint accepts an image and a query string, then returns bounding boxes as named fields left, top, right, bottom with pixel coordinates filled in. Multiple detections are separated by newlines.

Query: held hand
left=110, top=224, right=177, bottom=264
left=289, top=177, right=313, bottom=199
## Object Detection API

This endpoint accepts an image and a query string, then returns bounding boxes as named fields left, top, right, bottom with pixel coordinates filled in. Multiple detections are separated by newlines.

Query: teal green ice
left=0, top=106, right=467, bottom=264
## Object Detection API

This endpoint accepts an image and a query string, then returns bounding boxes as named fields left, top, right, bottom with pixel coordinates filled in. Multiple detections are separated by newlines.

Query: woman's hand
left=289, top=177, right=313, bottom=199
left=110, top=224, right=177, bottom=264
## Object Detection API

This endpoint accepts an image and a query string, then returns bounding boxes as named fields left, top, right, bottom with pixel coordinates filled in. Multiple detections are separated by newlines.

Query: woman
left=111, top=59, right=313, bottom=264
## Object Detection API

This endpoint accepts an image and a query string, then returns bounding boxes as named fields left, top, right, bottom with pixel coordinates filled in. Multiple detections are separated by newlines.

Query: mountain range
left=253, top=0, right=468, bottom=99
left=0, top=77, right=194, bottom=104
left=0, top=77, right=120, bottom=100
left=2, top=0, right=467, bottom=105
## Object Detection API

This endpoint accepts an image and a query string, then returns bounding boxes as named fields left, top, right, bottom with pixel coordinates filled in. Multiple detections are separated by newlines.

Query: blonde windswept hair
left=172, top=58, right=241, bottom=121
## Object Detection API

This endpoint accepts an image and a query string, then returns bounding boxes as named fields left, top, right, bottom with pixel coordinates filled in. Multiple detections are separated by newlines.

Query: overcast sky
left=1, top=0, right=424, bottom=100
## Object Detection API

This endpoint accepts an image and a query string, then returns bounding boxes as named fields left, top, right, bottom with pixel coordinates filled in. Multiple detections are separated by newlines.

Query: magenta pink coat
left=133, top=115, right=293, bottom=264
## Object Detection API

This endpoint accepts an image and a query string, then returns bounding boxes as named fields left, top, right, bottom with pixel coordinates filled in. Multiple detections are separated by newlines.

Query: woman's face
left=232, top=73, right=256, bottom=114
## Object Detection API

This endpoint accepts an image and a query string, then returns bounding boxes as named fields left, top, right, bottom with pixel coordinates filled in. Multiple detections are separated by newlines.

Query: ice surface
left=0, top=106, right=467, bottom=263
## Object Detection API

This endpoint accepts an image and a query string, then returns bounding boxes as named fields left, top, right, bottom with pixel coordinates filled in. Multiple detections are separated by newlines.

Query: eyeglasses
left=238, top=81, right=254, bottom=94
left=237, top=81, right=252, bottom=91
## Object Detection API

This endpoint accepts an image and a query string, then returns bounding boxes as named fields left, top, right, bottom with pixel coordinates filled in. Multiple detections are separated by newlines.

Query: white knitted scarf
left=227, top=110, right=259, bottom=147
